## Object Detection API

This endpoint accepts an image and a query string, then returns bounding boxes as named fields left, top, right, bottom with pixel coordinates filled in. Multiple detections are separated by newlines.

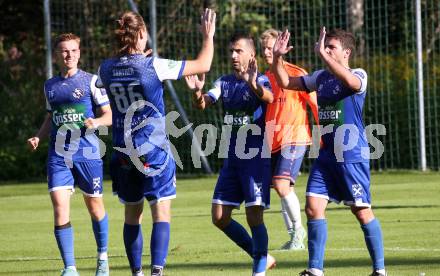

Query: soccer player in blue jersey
left=97, top=9, right=216, bottom=276
left=27, top=33, right=112, bottom=276
left=185, top=33, right=275, bottom=276
left=272, top=27, right=386, bottom=276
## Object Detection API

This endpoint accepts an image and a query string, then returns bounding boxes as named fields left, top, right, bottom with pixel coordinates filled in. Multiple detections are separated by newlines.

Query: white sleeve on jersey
left=95, top=66, right=104, bottom=88
left=90, top=75, right=110, bottom=106
left=207, top=78, right=222, bottom=103
left=352, top=68, right=368, bottom=94
left=153, top=58, right=185, bottom=81
left=301, top=69, right=324, bottom=92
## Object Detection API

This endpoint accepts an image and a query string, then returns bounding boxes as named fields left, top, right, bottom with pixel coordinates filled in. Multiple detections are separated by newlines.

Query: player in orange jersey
left=260, top=29, right=318, bottom=250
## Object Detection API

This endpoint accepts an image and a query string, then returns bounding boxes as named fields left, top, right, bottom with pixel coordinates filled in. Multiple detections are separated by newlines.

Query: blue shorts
left=271, top=145, right=307, bottom=185
left=47, top=157, right=104, bottom=197
left=110, top=153, right=176, bottom=205
left=306, top=159, right=371, bottom=207
left=213, top=157, right=271, bottom=209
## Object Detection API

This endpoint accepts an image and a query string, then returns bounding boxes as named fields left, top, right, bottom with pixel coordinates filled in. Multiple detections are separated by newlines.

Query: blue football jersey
left=207, top=73, right=272, bottom=159
left=301, top=68, right=369, bottom=163
left=44, top=69, right=109, bottom=161
left=98, top=54, right=185, bottom=168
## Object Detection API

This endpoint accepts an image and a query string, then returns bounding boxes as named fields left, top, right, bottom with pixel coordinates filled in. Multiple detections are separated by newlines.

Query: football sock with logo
left=250, top=224, right=268, bottom=273
left=124, top=223, right=143, bottom=272
left=307, top=219, right=327, bottom=270
left=221, top=219, right=253, bottom=256
left=361, top=219, right=385, bottom=270
left=150, top=222, right=170, bottom=267
left=92, top=213, right=109, bottom=258
left=54, top=222, right=76, bottom=268
left=281, top=191, right=303, bottom=230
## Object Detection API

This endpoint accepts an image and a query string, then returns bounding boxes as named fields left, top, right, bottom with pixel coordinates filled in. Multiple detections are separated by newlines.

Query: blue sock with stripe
left=92, top=213, right=109, bottom=254
left=54, top=223, right=75, bottom=268
left=307, top=219, right=327, bottom=270
left=361, top=218, right=385, bottom=270
left=221, top=219, right=253, bottom=256
left=250, top=224, right=268, bottom=273
left=123, top=223, right=143, bottom=272
left=150, top=222, right=170, bottom=267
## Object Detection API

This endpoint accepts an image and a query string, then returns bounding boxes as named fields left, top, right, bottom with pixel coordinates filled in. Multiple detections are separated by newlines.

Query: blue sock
left=221, top=219, right=253, bottom=256
left=123, top=223, right=143, bottom=272
left=250, top=224, right=268, bottom=273
left=54, top=223, right=75, bottom=268
left=307, top=219, right=327, bottom=270
left=361, top=219, right=385, bottom=270
left=150, top=222, right=170, bottom=267
left=92, top=213, right=109, bottom=253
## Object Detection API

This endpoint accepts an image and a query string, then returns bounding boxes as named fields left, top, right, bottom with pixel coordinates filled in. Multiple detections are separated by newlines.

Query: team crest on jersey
left=333, top=84, right=341, bottom=95
left=72, top=88, right=84, bottom=99
left=242, top=90, right=251, bottom=101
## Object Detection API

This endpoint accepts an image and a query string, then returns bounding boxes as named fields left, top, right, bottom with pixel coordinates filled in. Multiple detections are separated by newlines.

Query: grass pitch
left=0, top=172, right=439, bottom=275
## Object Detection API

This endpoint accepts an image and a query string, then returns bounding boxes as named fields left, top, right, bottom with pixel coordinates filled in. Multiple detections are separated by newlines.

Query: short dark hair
left=326, top=29, right=356, bottom=55
left=230, top=32, right=255, bottom=54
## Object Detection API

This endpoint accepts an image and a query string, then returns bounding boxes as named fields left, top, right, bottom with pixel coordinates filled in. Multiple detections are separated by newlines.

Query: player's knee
left=351, top=206, right=374, bottom=224
left=272, top=179, right=291, bottom=197
left=211, top=214, right=230, bottom=229
left=305, top=204, right=322, bottom=219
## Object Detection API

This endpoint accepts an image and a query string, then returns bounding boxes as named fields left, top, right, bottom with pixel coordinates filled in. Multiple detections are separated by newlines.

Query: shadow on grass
left=1, top=255, right=439, bottom=275
left=173, top=204, right=440, bottom=219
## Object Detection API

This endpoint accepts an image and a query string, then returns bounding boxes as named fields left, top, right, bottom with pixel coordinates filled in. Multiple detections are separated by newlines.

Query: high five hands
left=185, top=74, right=206, bottom=92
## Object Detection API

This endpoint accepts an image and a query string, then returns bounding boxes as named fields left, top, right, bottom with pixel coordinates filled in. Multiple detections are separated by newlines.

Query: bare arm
left=27, top=113, right=51, bottom=151
left=315, top=26, right=361, bottom=91
left=182, top=9, right=216, bottom=76
left=272, top=30, right=306, bottom=91
left=84, top=104, right=112, bottom=129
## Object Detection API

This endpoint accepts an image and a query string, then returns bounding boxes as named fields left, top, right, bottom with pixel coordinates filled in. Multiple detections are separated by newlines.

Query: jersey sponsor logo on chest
left=224, top=114, right=251, bottom=126
left=319, top=109, right=342, bottom=120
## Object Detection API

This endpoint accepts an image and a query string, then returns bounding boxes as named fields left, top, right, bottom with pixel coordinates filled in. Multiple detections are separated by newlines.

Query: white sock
left=375, top=269, right=386, bottom=275
left=97, top=251, right=108, bottom=260
left=66, top=266, right=77, bottom=271
left=281, top=191, right=302, bottom=230
left=253, top=271, right=265, bottom=276
left=309, top=268, right=324, bottom=276
left=280, top=204, right=294, bottom=233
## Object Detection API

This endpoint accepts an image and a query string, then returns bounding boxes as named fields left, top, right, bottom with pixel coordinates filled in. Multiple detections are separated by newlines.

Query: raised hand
left=27, top=137, right=40, bottom=151
left=185, top=74, right=205, bottom=91
left=273, top=29, right=293, bottom=57
left=200, top=8, right=216, bottom=39
left=314, top=26, right=326, bottom=56
left=240, top=58, right=258, bottom=86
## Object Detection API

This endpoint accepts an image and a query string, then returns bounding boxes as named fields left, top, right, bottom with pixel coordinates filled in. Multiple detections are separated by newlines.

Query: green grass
left=0, top=172, right=439, bottom=275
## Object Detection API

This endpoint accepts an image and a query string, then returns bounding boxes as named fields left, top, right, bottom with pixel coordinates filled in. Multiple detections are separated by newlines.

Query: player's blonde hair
left=115, top=11, right=147, bottom=56
left=260, top=28, right=281, bottom=43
